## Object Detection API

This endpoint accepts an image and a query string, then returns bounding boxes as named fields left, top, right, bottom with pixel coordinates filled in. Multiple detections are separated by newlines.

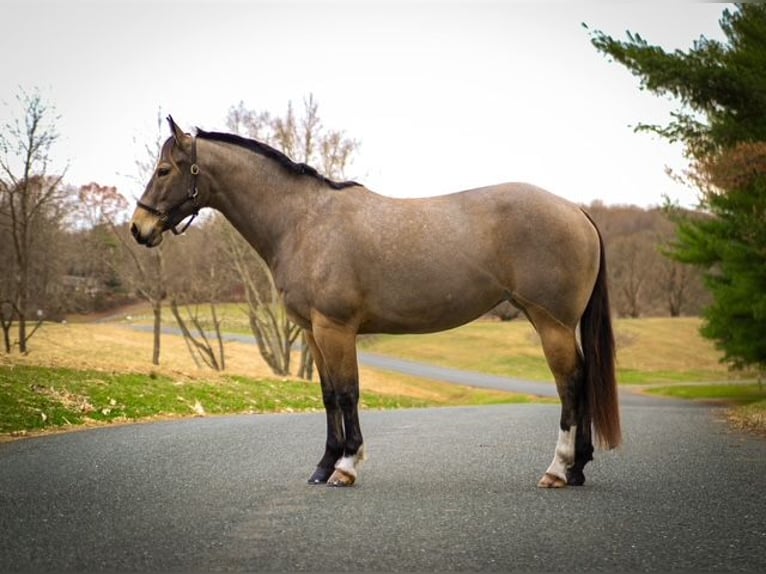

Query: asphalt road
left=1, top=402, right=764, bottom=572
left=357, top=351, right=679, bottom=406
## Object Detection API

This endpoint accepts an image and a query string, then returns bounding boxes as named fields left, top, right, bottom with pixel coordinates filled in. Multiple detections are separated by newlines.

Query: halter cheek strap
left=136, top=135, right=200, bottom=235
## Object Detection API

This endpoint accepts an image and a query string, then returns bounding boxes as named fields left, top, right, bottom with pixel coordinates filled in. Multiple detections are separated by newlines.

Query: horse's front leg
left=328, top=383, right=365, bottom=486
left=308, top=317, right=365, bottom=487
left=306, top=331, right=344, bottom=484
left=307, top=382, right=345, bottom=484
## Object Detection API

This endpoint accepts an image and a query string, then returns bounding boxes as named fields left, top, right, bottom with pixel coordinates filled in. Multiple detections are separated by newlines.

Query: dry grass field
left=360, top=316, right=753, bottom=384
left=1, top=313, right=763, bottom=437
left=4, top=315, right=755, bottom=389
left=0, top=321, right=523, bottom=406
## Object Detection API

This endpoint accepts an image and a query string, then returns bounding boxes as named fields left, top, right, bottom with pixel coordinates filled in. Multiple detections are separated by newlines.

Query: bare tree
left=654, top=215, right=711, bottom=317
left=70, top=183, right=126, bottom=310
left=76, top=178, right=169, bottom=364
left=224, top=95, right=359, bottom=379
left=229, top=95, right=359, bottom=181
left=120, top=110, right=172, bottom=365
left=123, top=234, right=166, bottom=365
left=219, top=216, right=301, bottom=376
left=586, top=202, right=710, bottom=318
left=163, top=222, right=233, bottom=371
left=169, top=298, right=225, bottom=371
left=658, top=259, right=692, bottom=317
left=0, top=300, right=13, bottom=353
left=0, top=88, right=67, bottom=352
left=608, top=231, right=658, bottom=318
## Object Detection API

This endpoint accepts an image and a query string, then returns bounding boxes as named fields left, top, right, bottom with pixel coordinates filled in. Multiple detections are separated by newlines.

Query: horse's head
left=130, top=116, right=201, bottom=247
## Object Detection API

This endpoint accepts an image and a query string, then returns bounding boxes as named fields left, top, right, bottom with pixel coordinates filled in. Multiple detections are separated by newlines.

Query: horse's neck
left=204, top=143, right=313, bottom=267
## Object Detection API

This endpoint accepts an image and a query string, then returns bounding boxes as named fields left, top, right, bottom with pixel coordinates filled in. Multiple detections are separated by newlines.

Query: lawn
left=0, top=321, right=537, bottom=437
left=357, top=316, right=765, bottom=434
left=359, top=317, right=756, bottom=384
left=2, top=314, right=763, bottom=437
left=0, top=363, right=455, bottom=435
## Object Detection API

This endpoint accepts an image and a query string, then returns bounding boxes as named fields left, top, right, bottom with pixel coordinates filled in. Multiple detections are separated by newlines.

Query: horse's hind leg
left=567, top=412, right=593, bottom=486
left=529, top=311, right=593, bottom=488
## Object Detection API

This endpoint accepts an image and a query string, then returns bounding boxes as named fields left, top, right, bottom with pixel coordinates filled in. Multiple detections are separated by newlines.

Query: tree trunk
left=151, top=299, right=161, bottom=365
left=297, top=336, right=314, bottom=381
left=15, top=267, right=27, bottom=354
left=0, top=301, right=14, bottom=353
left=1, top=326, right=10, bottom=353
left=211, top=303, right=225, bottom=371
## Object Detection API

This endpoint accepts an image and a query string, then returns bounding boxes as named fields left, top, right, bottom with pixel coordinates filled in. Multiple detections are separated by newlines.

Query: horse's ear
left=167, top=115, right=191, bottom=150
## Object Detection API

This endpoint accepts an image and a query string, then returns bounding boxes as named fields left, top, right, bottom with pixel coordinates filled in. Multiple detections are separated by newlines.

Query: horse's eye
left=157, top=166, right=171, bottom=178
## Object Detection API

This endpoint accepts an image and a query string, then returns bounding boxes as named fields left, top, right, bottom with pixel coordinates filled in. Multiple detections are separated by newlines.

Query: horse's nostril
left=130, top=222, right=138, bottom=239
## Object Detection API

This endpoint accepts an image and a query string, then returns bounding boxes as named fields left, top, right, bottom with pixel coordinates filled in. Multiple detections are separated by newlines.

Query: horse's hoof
left=326, top=469, right=356, bottom=487
left=537, top=472, right=567, bottom=488
left=566, top=468, right=586, bottom=486
left=307, top=467, right=333, bottom=485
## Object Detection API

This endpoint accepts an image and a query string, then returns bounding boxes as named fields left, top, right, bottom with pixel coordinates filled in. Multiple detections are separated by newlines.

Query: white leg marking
left=545, top=425, right=577, bottom=482
left=334, top=444, right=366, bottom=479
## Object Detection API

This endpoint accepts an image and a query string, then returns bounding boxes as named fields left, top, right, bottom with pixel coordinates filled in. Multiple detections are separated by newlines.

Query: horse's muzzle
left=130, top=211, right=164, bottom=247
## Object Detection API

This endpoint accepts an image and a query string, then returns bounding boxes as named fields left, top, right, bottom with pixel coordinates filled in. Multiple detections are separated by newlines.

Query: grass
left=2, top=313, right=763, bottom=437
left=0, top=363, right=439, bottom=435
left=0, top=321, right=536, bottom=437
left=359, top=317, right=757, bottom=385
left=642, top=383, right=766, bottom=437
left=113, top=301, right=254, bottom=335
left=357, top=316, right=766, bottom=435
left=360, top=322, right=553, bottom=380
left=119, top=305, right=748, bottom=384
left=727, top=400, right=766, bottom=436
left=642, top=382, right=766, bottom=403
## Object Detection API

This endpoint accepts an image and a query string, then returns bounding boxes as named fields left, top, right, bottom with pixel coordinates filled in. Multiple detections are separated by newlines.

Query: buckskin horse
left=130, top=117, right=621, bottom=488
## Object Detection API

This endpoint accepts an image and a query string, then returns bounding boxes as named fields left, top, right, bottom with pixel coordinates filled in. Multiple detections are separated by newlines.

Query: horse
left=130, top=116, right=621, bottom=488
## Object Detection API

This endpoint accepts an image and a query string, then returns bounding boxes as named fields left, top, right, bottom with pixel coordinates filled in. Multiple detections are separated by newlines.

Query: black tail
left=580, top=219, right=621, bottom=449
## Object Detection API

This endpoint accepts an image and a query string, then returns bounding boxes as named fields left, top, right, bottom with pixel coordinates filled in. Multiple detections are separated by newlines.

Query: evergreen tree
left=588, top=4, right=766, bottom=374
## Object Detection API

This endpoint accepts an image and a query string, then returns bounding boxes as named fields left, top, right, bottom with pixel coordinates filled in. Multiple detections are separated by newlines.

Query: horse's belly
left=357, top=283, right=504, bottom=335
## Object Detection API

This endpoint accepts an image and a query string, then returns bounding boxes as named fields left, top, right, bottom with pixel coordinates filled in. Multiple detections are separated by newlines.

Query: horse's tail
left=580, top=216, right=621, bottom=449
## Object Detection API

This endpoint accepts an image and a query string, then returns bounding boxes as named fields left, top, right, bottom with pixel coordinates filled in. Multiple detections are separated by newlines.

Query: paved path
left=357, top=351, right=682, bottom=406
left=1, top=403, right=764, bottom=572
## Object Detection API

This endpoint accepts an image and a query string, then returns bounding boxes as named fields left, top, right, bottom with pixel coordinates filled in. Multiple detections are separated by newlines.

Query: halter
left=136, top=135, right=200, bottom=235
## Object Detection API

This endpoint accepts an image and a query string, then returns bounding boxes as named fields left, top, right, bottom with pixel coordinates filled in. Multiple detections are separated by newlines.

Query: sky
left=0, top=0, right=729, bottom=208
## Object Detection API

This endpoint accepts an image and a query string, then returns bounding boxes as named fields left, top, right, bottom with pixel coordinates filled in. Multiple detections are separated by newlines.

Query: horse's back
left=299, top=182, right=600, bottom=333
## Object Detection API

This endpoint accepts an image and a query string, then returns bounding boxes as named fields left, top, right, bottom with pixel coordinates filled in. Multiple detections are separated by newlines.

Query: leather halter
left=136, top=135, right=200, bottom=235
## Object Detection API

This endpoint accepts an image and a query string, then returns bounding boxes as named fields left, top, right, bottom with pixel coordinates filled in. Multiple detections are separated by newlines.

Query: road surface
left=1, top=402, right=763, bottom=571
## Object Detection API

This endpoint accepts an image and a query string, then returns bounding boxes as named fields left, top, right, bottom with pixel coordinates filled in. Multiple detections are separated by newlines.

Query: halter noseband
left=136, top=135, right=200, bottom=235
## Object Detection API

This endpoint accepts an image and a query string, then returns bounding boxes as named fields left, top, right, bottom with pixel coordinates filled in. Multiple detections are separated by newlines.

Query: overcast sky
left=1, top=0, right=728, bottom=208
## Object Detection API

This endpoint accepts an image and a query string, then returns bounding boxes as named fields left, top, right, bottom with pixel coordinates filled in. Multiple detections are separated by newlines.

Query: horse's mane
left=195, top=128, right=361, bottom=190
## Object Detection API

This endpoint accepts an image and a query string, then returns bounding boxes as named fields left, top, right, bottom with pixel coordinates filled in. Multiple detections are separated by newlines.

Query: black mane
left=195, top=128, right=361, bottom=190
